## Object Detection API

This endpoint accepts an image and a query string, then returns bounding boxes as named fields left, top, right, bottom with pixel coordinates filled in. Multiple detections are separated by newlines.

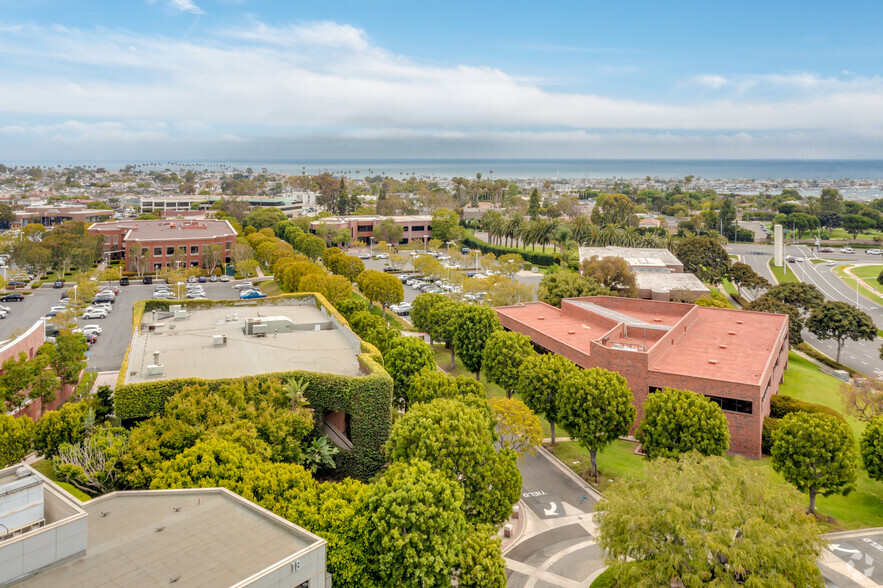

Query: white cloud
left=0, top=19, right=882, bottom=157
left=168, top=0, right=204, bottom=15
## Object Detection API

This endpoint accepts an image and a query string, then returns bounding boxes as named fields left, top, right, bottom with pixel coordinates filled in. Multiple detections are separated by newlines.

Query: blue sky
left=0, top=0, right=882, bottom=160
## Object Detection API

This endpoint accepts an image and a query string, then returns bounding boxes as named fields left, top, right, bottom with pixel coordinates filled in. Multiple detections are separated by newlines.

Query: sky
left=1, top=0, right=882, bottom=161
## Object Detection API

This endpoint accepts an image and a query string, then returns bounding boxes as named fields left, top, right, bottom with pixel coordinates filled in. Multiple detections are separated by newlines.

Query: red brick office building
left=495, top=297, right=789, bottom=458
left=89, top=219, right=238, bottom=272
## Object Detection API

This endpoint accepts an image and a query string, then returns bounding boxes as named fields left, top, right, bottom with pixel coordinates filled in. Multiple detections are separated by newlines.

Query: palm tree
left=552, top=226, right=571, bottom=253
left=616, top=225, right=642, bottom=248
left=569, top=215, right=593, bottom=246
left=537, top=220, right=557, bottom=253
left=505, top=216, right=523, bottom=248
left=597, top=224, right=620, bottom=246
left=482, top=211, right=505, bottom=245
left=285, top=377, right=310, bottom=410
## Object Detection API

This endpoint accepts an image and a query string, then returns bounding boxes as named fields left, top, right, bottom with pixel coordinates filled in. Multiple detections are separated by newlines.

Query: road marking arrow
left=831, top=544, right=862, bottom=555
left=543, top=502, right=559, bottom=517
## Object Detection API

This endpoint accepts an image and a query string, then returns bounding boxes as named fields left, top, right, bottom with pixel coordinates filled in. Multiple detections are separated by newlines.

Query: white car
left=81, top=325, right=102, bottom=336
left=868, top=249, right=882, bottom=255
left=842, top=247, right=856, bottom=254
left=92, top=302, right=113, bottom=313
left=152, top=291, right=174, bottom=299
left=209, top=275, right=218, bottom=282
left=234, top=282, right=254, bottom=290
left=219, top=275, right=229, bottom=282
left=83, top=308, right=107, bottom=319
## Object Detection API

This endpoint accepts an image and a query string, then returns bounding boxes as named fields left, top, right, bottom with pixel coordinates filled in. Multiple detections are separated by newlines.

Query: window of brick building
left=154, top=247, right=162, bottom=257
left=166, top=246, right=175, bottom=255
left=706, top=395, right=752, bottom=415
left=190, top=245, right=199, bottom=255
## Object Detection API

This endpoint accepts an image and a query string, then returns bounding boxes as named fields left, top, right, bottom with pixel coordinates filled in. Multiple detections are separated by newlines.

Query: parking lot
left=0, top=280, right=247, bottom=372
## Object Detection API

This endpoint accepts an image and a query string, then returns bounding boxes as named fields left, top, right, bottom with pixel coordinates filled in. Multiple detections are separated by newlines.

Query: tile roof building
left=495, top=297, right=790, bottom=458
left=88, top=219, right=238, bottom=272
left=0, top=464, right=329, bottom=587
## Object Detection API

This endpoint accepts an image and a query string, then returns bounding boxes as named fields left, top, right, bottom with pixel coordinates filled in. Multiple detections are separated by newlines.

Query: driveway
left=505, top=447, right=605, bottom=587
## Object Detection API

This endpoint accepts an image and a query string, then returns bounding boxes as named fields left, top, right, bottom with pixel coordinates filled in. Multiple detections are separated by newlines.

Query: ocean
left=11, top=159, right=883, bottom=181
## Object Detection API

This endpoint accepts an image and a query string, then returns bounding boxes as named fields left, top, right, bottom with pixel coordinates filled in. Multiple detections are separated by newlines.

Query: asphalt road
left=0, top=281, right=245, bottom=373
left=731, top=243, right=883, bottom=375
left=823, top=529, right=883, bottom=587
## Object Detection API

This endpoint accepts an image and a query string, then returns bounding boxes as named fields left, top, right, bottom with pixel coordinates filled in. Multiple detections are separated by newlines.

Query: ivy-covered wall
left=115, top=292, right=393, bottom=480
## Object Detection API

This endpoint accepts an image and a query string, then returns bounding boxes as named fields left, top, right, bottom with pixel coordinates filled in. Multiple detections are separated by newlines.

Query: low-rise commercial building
left=495, top=297, right=789, bottom=458
left=310, top=215, right=432, bottom=246
left=0, top=464, right=329, bottom=587
left=89, top=219, right=238, bottom=271
left=13, top=205, right=113, bottom=229
left=578, top=246, right=708, bottom=301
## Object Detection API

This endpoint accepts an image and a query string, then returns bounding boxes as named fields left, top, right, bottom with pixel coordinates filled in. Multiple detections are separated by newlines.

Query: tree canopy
left=771, top=411, right=858, bottom=514
left=597, top=452, right=825, bottom=587
left=537, top=268, right=611, bottom=307
left=482, top=330, right=535, bottom=398
left=674, top=235, right=730, bottom=284
left=806, top=301, right=876, bottom=363
left=452, top=304, right=500, bottom=380
left=636, top=387, right=729, bottom=460
left=516, top=353, right=578, bottom=444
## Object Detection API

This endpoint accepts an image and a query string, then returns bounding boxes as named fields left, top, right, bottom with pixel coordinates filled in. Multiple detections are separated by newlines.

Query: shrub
left=462, top=235, right=559, bottom=267
left=769, top=394, right=847, bottom=422
left=762, top=418, right=780, bottom=455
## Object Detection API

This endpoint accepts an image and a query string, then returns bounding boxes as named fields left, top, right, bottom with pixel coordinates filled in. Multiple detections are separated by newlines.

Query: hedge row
left=462, top=235, right=560, bottom=267
left=115, top=292, right=393, bottom=481
left=796, top=342, right=858, bottom=376
left=761, top=394, right=849, bottom=455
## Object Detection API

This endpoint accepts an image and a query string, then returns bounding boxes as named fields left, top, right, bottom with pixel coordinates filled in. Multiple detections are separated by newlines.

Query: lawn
left=31, top=459, right=91, bottom=502
left=832, top=266, right=883, bottom=306
left=549, top=350, right=883, bottom=531
left=827, top=228, right=882, bottom=241
left=849, top=264, right=883, bottom=295
left=260, top=280, right=283, bottom=296
left=768, top=258, right=800, bottom=284
left=721, top=278, right=738, bottom=296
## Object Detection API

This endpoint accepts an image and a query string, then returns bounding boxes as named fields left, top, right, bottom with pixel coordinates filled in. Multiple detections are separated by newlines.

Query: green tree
left=771, top=412, right=858, bottom=514
left=356, top=269, right=403, bottom=316
left=636, top=388, right=729, bottom=459
left=483, top=330, right=535, bottom=398
left=0, top=414, right=34, bottom=466
left=819, top=187, right=845, bottom=214
left=54, top=426, right=128, bottom=495
left=597, top=453, right=825, bottom=587
left=763, top=282, right=824, bottom=315
left=383, top=337, right=436, bottom=407
left=296, top=234, right=326, bottom=261
left=348, top=311, right=399, bottom=354
left=488, top=396, right=542, bottom=460
left=33, top=401, right=90, bottom=457
left=453, top=305, right=500, bottom=380
left=841, top=213, right=874, bottom=238
left=579, top=255, right=637, bottom=297
left=243, top=208, right=287, bottom=231
left=386, top=398, right=520, bottom=526
left=51, top=333, right=89, bottom=386
left=728, top=261, right=770, bottom=296
left=537, top=268, right=610, bottom=307
left=806, top=301, right=877, bottom=363
left=558, top=368, right=636, bottom=476
left=719, top=196, right=737, bottom=237
left=364, top=460, right=467, bottom=586
left=431, top=208, right=460, bottom=242
left=860, top=415, right=883, bottom=483
left=457, top=524, right=506, bottom=588
left=516, top=353, right=578, bottom=444
left=528, top=188, right=542, bottom=220
left=674, top=235, right=730, bottom=284
left=744, top=296, right=804, bottom=345
left=408, top=370, right=459, bottom=405
left=427, top=300, right=461, bottom=369
left=410, top=292, right=448, bottom=333
left=374, top=217, right=404, bottom=245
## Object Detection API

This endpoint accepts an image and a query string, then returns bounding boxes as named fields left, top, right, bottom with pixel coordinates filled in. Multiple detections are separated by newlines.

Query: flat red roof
left=649, top=306, right=787, bottom=385
left=495, top=297, right=788, bottom=387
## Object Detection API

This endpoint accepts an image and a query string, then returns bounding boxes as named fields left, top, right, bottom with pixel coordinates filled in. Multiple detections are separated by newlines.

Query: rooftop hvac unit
left=146, top=364, right=164, bottom=376
left=252, top=324, right=268, bottom=337
left=213, top=334, right=227, bottom=346
left=174, top=310, right=187, bottom=320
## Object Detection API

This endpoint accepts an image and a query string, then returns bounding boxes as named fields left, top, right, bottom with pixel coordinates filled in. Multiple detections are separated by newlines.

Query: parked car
left=142, top=276, right=153, bottom=284
left=82, top=308, right=107, bottom=319
left=461, top=247, right=471, bottom=255
left=234, top=282, right=254, bottom=290
left=7, top=280, right=27, bottom=288
left=198, top=276, right=208, bottom=283
left=0, top=293, right=24, bottom=302
left=358, top=253, right=371, bottom=259
left=219, top=275, right=229, bottom=282
left=240, top=290, right=267, bottom=299
left=119, top=277, right=129, bottom=286
left=187, top=276, right=197, bottom=283
left=209, top=275, right=218, bottom=282
left=53, top=280, right=64, bottom=288
left=81, top=325, right=102, bottom=336
left=152, top=291, right=174, bottom=300
left=842, top=247, right=856, bottom=254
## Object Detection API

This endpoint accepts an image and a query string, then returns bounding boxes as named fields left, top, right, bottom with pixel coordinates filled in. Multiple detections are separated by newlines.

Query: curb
left=537, top=445, right=604, bottom=503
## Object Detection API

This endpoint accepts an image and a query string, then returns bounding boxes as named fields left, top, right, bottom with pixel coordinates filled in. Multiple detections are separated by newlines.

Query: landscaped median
left=768, top=257, right=801, bottom=284
left=548, top=351, right=883, bottom=531
left=831, top=263, right=883, bottom=306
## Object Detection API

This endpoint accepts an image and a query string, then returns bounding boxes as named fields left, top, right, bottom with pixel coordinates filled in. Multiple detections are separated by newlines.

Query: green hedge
left=115, top=293, right=393, bottom=481
left=761, top=394, right=848, bottom=455
left=462, top=235, right=560, bottom=267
